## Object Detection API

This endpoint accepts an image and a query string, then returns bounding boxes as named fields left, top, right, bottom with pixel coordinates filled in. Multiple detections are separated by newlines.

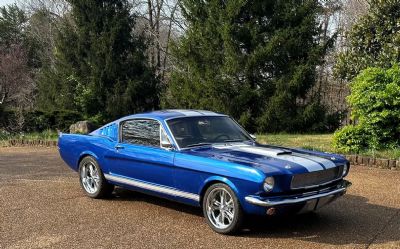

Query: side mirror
left=250, top=134, right=256, bottom=140
left=161, top=140, right=174, bottom=150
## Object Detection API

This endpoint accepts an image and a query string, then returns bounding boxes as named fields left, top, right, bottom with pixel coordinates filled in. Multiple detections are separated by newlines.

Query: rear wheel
left=202, top=183, right=244, bottom=234
left=79, top=156, right=114, bottom=198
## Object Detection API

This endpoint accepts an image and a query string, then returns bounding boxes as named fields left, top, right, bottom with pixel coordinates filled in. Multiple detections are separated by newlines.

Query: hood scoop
left=232, top=146, right=292, bottom=157
left=276, top=150, right=292, bottom=155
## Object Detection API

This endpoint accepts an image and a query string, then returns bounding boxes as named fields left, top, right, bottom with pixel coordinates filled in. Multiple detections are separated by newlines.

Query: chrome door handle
left=115, top=145, right=124, bottom=150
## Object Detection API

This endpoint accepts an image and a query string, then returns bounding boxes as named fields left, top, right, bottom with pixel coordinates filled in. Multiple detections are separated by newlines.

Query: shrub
left=333, top=65, right=400, bottom=152
left=25, top=110, right=83, bottom=132
left=0, top=109, right=83, bottom=133
left=333, top=125, right=371, bottom=153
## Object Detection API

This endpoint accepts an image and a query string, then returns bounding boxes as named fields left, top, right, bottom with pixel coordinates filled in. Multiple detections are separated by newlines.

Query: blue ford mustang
left=58, top=109, right=351, bottom=234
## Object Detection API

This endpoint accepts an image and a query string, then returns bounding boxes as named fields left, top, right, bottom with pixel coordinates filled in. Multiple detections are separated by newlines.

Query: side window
left=121, top=119, right=160, bottom=147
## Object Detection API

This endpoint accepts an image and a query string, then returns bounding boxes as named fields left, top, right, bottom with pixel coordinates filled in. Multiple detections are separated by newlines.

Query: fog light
left=266, top=207, right=276, bottom=216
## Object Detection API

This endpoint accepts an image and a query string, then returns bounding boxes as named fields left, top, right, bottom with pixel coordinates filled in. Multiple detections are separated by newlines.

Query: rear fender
left=77, top=151, right=100, bottom=169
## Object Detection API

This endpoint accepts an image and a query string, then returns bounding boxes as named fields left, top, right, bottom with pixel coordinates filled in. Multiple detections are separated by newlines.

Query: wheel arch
left=77, top=151, right=99, bottom=169
left=199, top=176, right=240, bottom=207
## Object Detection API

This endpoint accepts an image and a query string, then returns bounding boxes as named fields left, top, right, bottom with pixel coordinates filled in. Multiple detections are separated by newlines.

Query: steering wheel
left=213, top=134, right=231, bottom=142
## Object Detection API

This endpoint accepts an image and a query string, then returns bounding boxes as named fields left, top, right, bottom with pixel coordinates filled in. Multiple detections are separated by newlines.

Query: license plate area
left=298, top=195, right=336, bottom=213
left=316, top=195, right=336, bottom=209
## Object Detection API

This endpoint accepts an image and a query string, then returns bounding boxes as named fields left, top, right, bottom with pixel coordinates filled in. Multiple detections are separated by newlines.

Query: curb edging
left=344, top=155, right=398, bottom=170
left=6, top=139, right=58, bottom=147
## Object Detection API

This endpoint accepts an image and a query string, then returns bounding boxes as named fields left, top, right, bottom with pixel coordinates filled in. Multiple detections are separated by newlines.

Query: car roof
left=119, top=109, right=226, bottom=122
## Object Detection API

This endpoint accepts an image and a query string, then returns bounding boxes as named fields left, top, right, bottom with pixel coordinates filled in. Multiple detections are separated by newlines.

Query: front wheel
left=78, top=156, right=114, bottom=198
left=202, top=183, right=244, bottom=234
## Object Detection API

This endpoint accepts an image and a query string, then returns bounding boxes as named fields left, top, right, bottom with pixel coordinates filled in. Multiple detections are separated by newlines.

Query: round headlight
left=342, top=163, right=349, bottom=176
left=263, top=176, right=275, bottom=192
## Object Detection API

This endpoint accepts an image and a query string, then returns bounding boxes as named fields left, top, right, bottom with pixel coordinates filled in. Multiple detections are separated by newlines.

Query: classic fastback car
left=58, top=109, right=351, bottom=234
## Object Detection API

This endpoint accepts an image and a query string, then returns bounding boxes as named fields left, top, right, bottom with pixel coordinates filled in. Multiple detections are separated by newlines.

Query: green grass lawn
left=1, top=130, right=399, bottom=159
left=0, top=130, right=58, bottom=146
left=256, top=134, right=400, bottom=159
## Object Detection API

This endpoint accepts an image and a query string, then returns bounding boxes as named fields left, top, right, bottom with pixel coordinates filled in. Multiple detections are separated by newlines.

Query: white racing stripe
left=231, top=146, right=325, bottom=172
left=292, top=152, right=336, bottom=169
left=104, top=174, right=200, bottom=201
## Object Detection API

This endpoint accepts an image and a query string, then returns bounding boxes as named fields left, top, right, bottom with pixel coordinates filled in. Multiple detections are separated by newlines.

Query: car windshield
left=166, top=116, right=252, bottom=148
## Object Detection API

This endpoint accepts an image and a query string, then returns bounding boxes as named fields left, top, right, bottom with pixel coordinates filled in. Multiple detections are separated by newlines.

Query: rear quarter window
left=121, top=119, right=160, bottom=147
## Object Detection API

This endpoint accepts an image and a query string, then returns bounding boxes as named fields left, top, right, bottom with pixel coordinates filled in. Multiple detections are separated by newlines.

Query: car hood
left=182, top=143, right=347, bottom=175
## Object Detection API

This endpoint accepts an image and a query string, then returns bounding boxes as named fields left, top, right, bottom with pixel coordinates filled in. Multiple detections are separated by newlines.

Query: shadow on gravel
left=112, top=187, right=203, bottom=217
left=110, top=190, right=399, bottom=246
left=240, top=194, right=400, bottom=246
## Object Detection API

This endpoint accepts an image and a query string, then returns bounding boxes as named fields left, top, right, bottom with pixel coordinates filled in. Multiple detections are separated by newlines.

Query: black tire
left=202, top=183, right=244, bottom=234
left=78, top=156, right=114, bottom=199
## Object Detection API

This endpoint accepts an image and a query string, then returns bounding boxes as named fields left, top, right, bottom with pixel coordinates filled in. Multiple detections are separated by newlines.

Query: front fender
left=199, top=175, right=268, bottom=215
left=201, top=176, right=240, bottom=198
left=174, top=152, right=265, bottom=208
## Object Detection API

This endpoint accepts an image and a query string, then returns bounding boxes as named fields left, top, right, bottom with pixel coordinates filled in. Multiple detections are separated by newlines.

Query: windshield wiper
left=186, top=142, right=212, bottom=148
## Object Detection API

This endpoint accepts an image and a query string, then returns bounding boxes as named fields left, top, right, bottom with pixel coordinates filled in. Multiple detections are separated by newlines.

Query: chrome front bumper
left=245, top=180, right=351, bottom=207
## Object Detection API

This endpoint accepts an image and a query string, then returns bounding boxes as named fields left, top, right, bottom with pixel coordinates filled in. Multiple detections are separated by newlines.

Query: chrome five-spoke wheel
left=81, top=161, right=100, bottom=194
left=203, top=183, right=243, bottom=234
left=206, top=188, right=235, bottom=229
left=78, top=156, right=114, bottom=198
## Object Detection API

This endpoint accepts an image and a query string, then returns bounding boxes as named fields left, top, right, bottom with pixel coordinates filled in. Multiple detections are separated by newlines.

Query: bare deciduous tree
left=0, top=44, right=34, bottom=109
left=313, top=0, right=369, bottom=126
left=133, top=0, right=182, bottom=82
left=18, top=0, right=70, bottom=17
left=18, top=0, right=70, bottom=68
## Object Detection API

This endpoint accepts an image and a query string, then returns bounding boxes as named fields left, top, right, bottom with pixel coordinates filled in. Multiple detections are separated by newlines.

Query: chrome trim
left=118, top=117, right=179, bottom=151
left=159, top=125, right=174, bottom=150
left=245, top=181, right=351, bottom=207
left=164, top=115, right=254, bottom=150
left=104, top=174, right=200, bottom=202
left=163, top=113, right=227, bottom=121
left=163, top=120, right=182, bottom=151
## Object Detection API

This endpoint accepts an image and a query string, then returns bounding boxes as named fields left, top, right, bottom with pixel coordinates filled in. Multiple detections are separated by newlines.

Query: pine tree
left=38, top=0, right=160, bottom=123
left=164, top=0, right=330, bottom=132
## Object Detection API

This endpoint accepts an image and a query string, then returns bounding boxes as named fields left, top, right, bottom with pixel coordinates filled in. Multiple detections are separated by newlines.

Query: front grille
left=291, top=165, right=344, bottom=189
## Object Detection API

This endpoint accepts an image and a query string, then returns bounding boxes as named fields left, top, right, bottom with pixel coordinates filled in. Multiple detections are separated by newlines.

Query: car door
left=108, top=119, right=175, bottom=188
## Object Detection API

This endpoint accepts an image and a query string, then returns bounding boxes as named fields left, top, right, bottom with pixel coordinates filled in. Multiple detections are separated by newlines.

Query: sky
left=0, top=0, right=16, bottom=7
